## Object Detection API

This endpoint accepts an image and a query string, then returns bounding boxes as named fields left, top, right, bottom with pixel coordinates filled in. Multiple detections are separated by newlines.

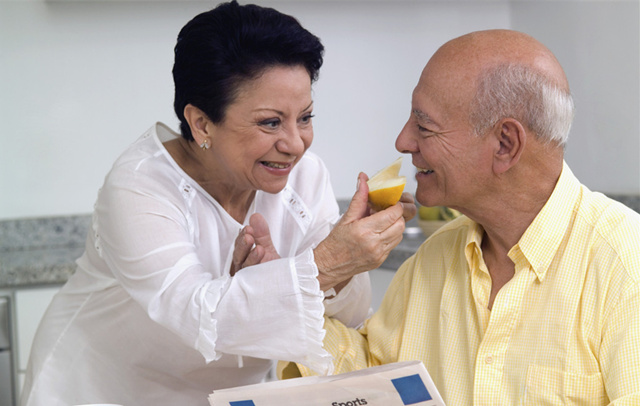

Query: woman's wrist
left=322, top=278, right=352, bottom=299
left=313, top=242, right=347, bottom=292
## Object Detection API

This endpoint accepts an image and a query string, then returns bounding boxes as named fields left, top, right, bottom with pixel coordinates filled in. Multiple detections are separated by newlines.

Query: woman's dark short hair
left=172, top=0, right=325, bottom=141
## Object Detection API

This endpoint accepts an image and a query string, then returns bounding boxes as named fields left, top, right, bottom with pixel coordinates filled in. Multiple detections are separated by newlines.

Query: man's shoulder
left=578, top=189, right=638, bottom=220
left=577, top=189, right=640, bottom=239
left=427, top=215, right=475, bottom=242
left=414, top=216, right=474, bottom=261
left=576, top=189, right=640, bottom=282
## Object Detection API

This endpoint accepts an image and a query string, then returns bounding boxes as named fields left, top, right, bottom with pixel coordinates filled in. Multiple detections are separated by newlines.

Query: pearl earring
left=200, top=140, right=209, bottom=150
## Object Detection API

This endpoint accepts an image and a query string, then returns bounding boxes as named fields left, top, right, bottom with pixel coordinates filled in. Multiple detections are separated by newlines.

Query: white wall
left=511, top=0, right=640, bottom=196
left=0, top=0, right=637, bottom=220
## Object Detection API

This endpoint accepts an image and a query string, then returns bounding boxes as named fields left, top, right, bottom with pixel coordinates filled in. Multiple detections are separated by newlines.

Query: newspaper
left=208, top=360, right=445, bottom=406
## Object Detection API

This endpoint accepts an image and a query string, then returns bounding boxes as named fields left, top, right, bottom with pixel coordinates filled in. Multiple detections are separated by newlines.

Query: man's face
left=395, top=60, right=495, bottom=210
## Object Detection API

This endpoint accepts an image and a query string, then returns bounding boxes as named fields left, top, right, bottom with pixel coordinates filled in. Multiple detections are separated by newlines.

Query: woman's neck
left=164, top=138, right=256, bottom=223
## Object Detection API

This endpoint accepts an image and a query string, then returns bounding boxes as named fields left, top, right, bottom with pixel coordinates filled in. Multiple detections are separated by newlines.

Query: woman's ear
left=183, top=104, right=212, bottom=145
left=492, top=118, right=526, bottom=175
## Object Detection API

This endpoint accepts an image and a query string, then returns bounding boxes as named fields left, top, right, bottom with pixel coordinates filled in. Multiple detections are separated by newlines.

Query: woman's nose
left=276, top=126, right=307, bottom=156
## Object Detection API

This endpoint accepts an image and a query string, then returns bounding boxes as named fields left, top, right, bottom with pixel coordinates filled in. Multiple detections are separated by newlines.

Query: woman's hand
left=314, top=172, right=406, bottom=292
left=230, top=213, right=280, bottom=276
left=397, top=192, right=417, bottom=223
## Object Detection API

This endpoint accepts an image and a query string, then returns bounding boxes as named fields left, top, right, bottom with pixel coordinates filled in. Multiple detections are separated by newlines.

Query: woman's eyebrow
left=253, top=101, right=314, bottom=116
left=303, top=101, right=314, bottom=111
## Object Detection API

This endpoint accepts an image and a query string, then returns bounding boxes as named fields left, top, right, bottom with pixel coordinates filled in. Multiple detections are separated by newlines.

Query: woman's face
left=207, top=65, right=314, bottom=195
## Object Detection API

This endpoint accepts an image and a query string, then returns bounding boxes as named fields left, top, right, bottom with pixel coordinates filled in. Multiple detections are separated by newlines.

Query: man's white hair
left=470, top=63, right=575, bottom=147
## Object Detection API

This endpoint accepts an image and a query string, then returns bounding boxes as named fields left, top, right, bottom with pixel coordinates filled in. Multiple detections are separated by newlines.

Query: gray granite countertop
left=381, top=227, right=425, bottom=270
left=0, top=215, right=90, bottom=288
left=1, top=193, right=638, bottom=289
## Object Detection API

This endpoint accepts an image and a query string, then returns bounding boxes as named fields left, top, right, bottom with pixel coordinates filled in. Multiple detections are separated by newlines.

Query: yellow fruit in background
left=367, top=157, right=406, bottom=210
left=439, top=206, right=462, bottom=221
left=418, top=205, right=462, bottom=221
left=418, top=206, right=441, bottom=221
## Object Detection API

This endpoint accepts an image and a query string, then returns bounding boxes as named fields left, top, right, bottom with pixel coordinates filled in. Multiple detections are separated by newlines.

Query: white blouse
left=21, top=123, right=372, bottom=406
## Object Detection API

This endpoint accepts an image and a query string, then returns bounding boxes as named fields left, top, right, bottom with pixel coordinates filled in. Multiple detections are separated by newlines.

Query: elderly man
left=283, top=29, right=640, bottom=405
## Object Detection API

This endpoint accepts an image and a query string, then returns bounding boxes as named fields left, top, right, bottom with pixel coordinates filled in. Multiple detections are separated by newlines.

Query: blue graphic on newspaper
left=229, top=401, right=256, bottom=406
left=391, top=373, right=433, bottom=405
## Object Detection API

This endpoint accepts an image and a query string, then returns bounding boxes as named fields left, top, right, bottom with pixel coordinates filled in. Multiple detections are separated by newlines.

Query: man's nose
left=396, top=120, right=418, bottom=154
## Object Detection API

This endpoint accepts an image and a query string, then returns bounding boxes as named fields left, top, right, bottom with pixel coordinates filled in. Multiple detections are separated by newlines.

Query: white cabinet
left=14, top=286, right=60, bottom=394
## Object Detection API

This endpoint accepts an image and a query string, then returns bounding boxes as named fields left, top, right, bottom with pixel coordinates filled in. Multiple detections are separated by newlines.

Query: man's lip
left=415, top=166, right=434, bottom=174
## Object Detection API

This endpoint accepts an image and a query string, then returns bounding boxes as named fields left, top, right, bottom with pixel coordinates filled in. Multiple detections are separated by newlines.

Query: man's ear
left=492, top=118, right=526, bottom=174
left=183, top=104, right=213, bottom=145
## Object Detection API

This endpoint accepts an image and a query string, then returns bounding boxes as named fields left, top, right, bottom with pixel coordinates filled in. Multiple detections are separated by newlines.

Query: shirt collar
left=464, top=220, right=485, bottom=273
left=463, top=161, right=581, bottom=281
left=513, top=161, right=582, bottom=281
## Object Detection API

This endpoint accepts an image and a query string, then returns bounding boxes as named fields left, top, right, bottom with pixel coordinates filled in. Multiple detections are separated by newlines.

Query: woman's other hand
left=314, top=172, right=405, bottom=291
left=230, top=213, right=280, bottom=276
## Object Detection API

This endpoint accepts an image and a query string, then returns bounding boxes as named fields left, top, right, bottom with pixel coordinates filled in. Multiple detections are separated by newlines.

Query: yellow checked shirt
left=296, top=162, right=640, bottom=405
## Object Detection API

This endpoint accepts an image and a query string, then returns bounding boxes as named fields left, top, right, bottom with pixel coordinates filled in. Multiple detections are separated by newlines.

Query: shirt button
left=485, top=355, right=494, bottom=364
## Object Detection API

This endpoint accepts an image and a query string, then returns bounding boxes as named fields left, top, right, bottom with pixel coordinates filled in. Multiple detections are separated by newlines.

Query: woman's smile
left=261, top=160, right=293, bottom=170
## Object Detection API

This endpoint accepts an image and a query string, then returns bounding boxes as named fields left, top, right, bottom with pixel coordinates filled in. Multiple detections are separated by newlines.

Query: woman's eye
left=260, top=119, right=280, bottom=129
left=300, top=114, right=314, bottom=124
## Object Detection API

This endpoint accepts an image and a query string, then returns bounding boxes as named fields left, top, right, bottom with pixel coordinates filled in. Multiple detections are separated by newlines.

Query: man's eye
left=417, top=124, right=438, bottom=137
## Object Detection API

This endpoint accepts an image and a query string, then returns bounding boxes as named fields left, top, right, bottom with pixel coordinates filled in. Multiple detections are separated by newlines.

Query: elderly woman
left=21, top=2, right=411, bottom=405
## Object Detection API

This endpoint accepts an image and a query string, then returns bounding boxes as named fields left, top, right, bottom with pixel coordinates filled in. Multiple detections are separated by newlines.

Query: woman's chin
left=259, top=181, right=289, bottom=195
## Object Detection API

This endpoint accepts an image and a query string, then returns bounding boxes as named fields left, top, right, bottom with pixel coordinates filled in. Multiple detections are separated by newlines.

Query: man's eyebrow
left=412, top=108, right=436, bottom=124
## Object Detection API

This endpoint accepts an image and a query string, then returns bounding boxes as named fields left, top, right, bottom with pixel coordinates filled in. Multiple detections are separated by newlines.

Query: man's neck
left=473, top=150, right=563, bottom=309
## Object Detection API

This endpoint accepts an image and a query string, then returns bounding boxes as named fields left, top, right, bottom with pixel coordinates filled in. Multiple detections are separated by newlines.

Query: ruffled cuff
left=293, top=249, right=335, bottom=376
left=196, top=275, right=232, bottom=363
left=196, top=250, right=333, bottom=375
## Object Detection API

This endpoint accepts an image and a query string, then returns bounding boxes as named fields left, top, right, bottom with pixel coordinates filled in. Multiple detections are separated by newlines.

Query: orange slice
left=367, top=157, right=406, bottom=210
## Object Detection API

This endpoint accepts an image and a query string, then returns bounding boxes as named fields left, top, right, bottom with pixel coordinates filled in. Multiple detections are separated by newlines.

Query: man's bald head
left=422, top=29, right=574, bottom=146
left=435, top=29, right=569, bottom=91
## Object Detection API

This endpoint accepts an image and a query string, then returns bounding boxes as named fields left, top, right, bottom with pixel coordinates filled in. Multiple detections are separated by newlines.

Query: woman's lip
left=260, top=160, right=294, bottom=175
left=261, top=161, right=292, bottom=169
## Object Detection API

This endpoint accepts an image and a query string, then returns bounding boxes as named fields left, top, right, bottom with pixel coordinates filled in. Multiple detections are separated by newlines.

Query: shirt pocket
left=523, top=364, right=608, bottom=406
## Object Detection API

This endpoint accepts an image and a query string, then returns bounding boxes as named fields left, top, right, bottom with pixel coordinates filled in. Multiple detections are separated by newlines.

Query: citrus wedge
left=367, top=157, right=406, bottom=210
